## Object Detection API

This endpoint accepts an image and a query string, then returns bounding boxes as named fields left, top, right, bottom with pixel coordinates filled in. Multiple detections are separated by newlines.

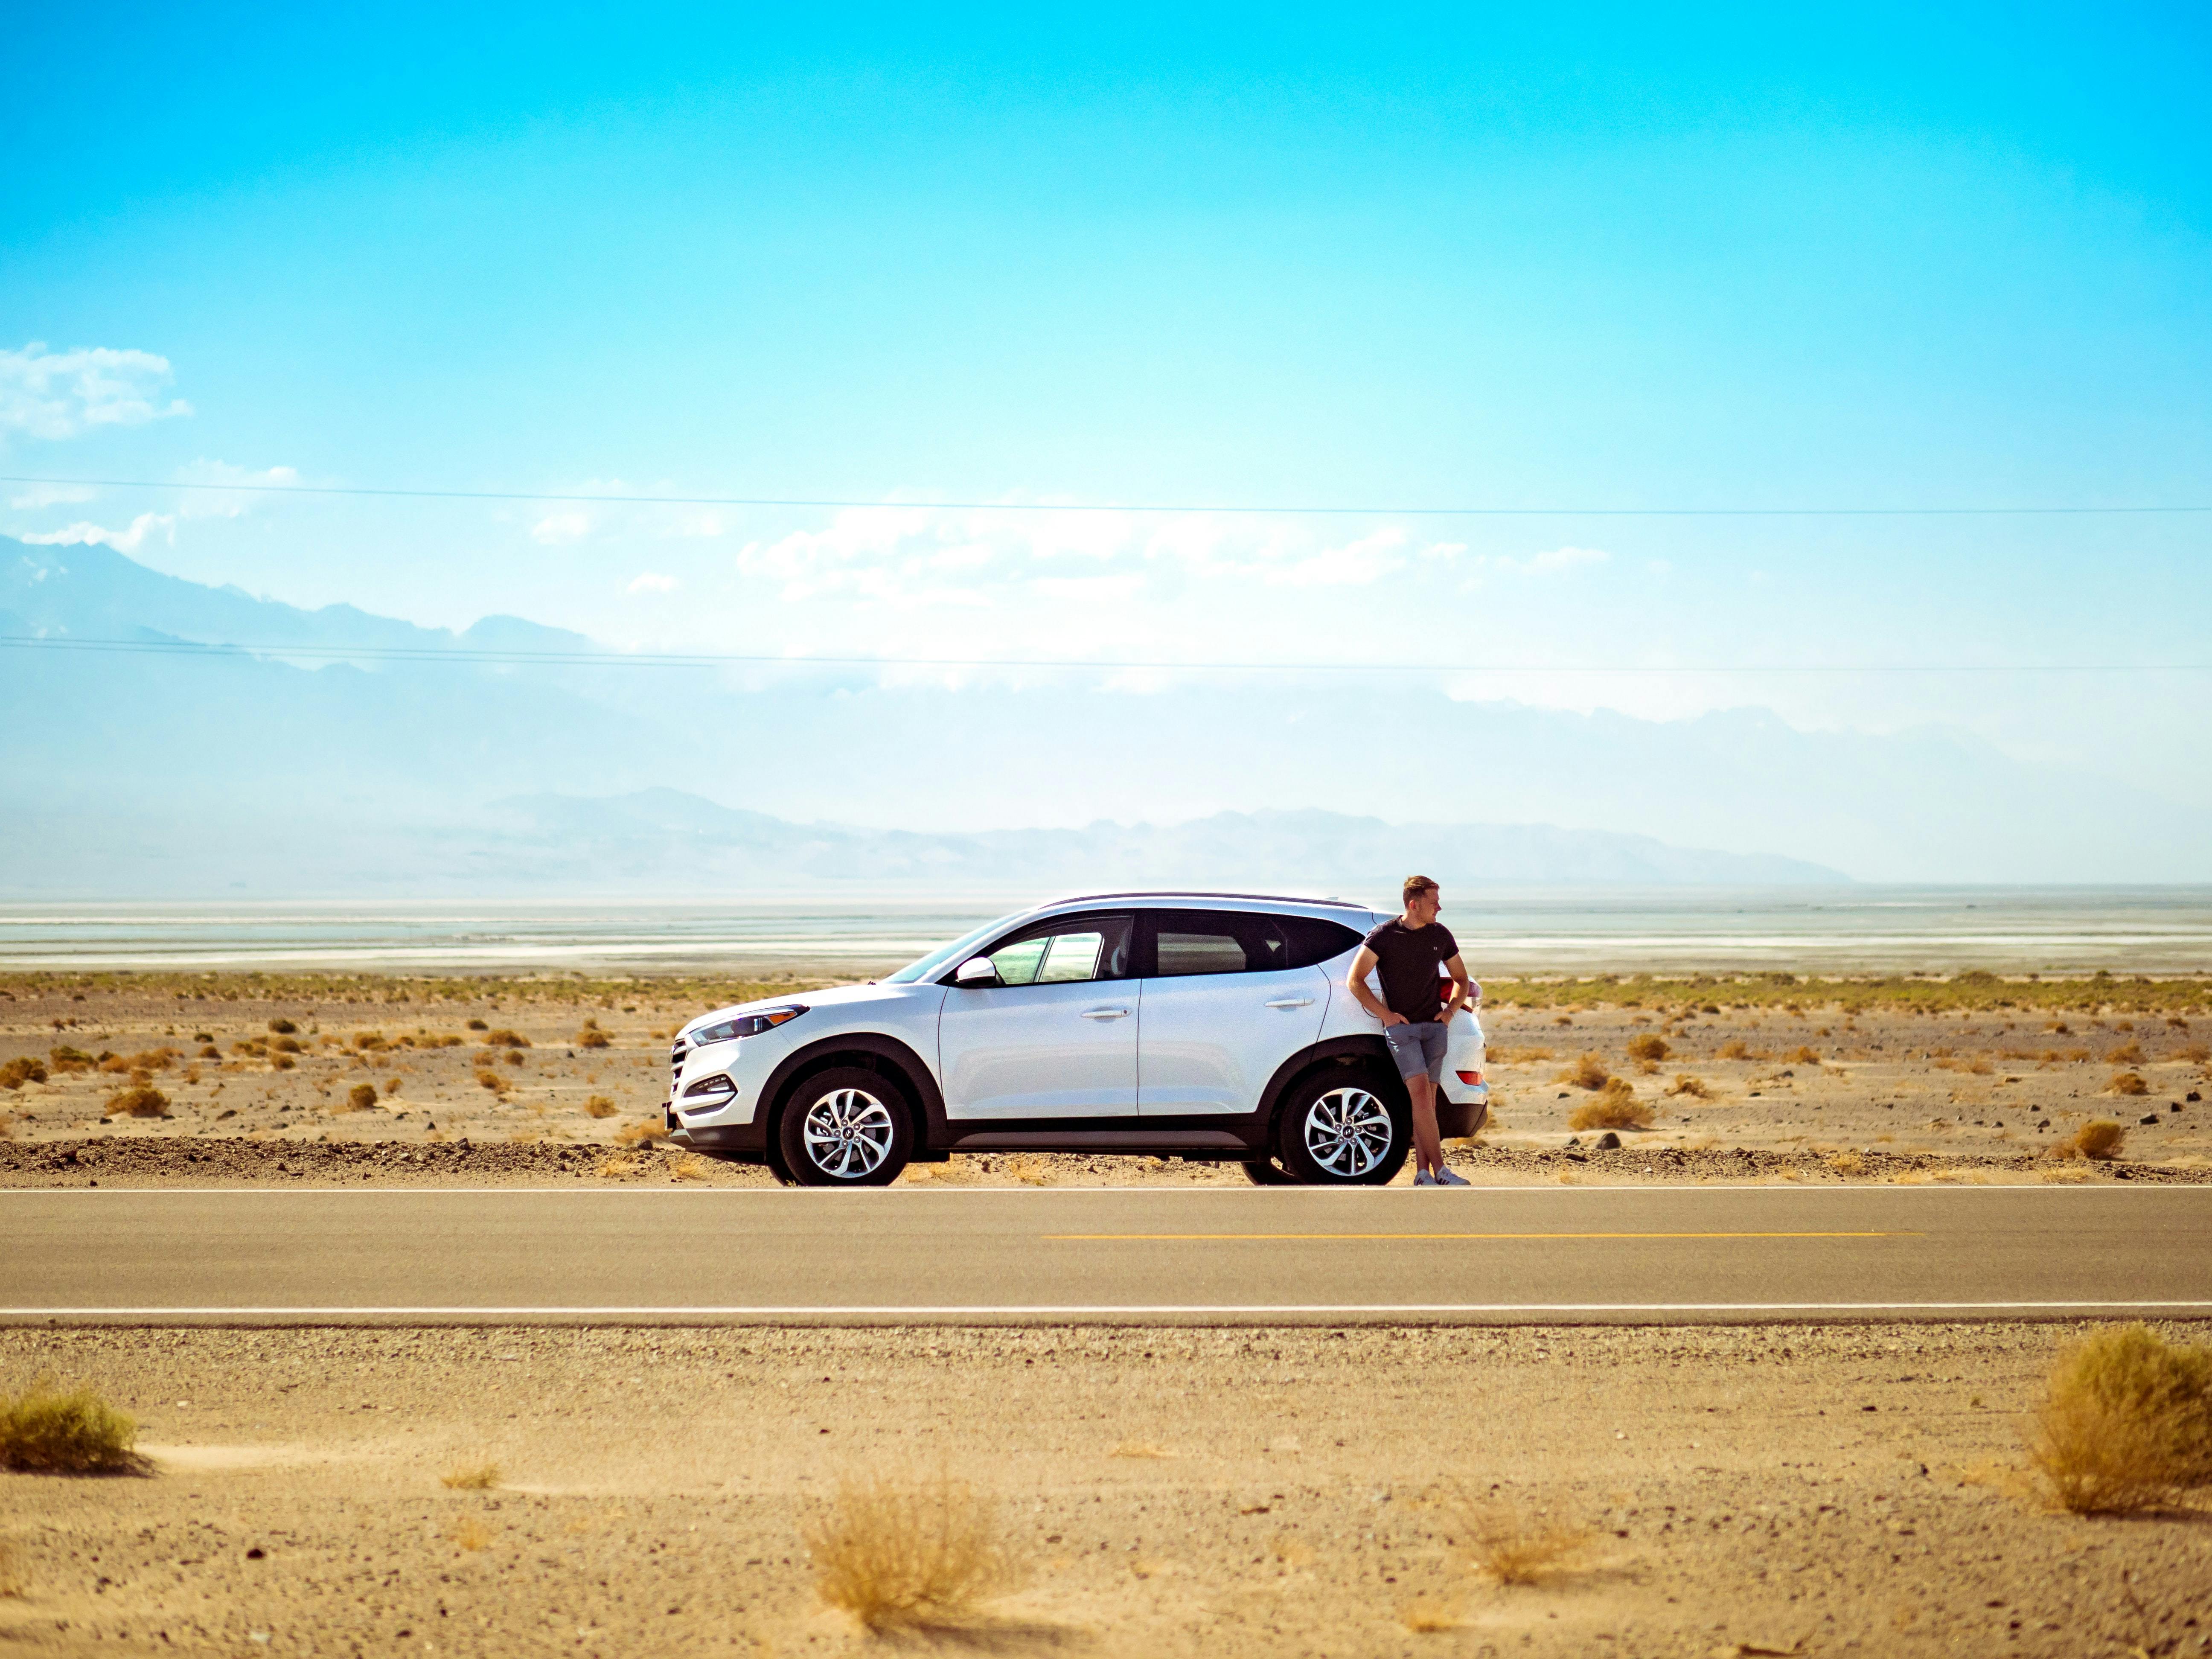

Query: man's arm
left=1438, top=952, right=1474, bottom=1019
left=1345, top=946, right=1405, bottom=1027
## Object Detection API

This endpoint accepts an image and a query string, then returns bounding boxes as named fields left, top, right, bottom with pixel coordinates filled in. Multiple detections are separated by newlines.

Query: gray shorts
left=1383, top=1019, right=1448, bottom=1084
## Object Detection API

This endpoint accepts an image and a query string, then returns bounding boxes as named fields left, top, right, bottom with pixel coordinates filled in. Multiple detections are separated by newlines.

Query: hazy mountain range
left=4, top=536, right=2199, bottom=894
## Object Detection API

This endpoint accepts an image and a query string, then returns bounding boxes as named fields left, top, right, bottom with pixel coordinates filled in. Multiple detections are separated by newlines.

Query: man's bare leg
left=1408, top=1072, right=1443, bottom=1178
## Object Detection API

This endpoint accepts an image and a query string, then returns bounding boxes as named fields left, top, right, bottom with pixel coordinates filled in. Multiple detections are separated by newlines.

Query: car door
left=935, top=912, right=1139, bottom=1119
left=1135, top=909, right=1331, bottom=1115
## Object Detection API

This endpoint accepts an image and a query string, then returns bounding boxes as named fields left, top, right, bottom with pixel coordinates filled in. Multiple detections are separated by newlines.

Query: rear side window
left=1275, top=914, right=1364, bottom=969
left=1146, top=910, right=1355, bottom=977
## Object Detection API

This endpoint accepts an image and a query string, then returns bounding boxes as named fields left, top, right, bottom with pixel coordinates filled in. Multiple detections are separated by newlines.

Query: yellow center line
left=1042, top=1230, right=1921, bottom=1241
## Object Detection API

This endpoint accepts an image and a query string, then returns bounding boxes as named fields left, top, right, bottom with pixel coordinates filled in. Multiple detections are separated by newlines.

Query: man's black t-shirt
left=1361, top=917, right=1460, bottom=1024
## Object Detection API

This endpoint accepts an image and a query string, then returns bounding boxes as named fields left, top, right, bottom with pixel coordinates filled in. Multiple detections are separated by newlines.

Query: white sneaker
left=1435, top=1167, right=1471, bottom=1187
left=1413, top=1170, right=1439, bottom=1186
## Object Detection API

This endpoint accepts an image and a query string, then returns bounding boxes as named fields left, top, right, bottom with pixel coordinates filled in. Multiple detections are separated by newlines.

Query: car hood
left=681, top=978, right=933, bottom=1037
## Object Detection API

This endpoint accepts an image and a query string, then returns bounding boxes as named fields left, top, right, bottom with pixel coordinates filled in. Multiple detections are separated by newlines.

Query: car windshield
left=881, top=910, right=1026, bottom=984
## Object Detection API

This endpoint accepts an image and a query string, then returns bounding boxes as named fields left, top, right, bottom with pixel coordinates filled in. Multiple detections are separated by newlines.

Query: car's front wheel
left=1274, top=1068, right=1408, bottom=1186
left=777, top=1067, right=913, bottom=1187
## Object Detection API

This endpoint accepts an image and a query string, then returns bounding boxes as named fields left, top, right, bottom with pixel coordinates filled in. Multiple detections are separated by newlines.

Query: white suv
left=665, top=892, right=1488, bottom=1186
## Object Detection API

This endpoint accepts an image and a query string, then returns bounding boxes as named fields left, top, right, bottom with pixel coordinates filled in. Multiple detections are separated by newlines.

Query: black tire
left=1274, top=1065, right=1409, bottom=1187
left=1240, top=1157, right=1297, bottom=1186
left=776, top=1066, right=914, bottom=1187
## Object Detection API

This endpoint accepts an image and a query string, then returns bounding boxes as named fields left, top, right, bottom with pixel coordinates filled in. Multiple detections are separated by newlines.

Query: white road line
left=6, top=1301, right=2212, bottom=1317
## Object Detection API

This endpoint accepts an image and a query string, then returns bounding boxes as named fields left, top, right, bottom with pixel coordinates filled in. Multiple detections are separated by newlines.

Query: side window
left=1275, top=915, right=1365, bottom=969
left=983, top=915, right=1133, bottom=985
left=1150, top=911, right=1295, bottom=977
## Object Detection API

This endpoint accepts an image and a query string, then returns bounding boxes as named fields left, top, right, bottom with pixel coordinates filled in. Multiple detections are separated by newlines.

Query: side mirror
left=952, top=956, right=1000, bottom=988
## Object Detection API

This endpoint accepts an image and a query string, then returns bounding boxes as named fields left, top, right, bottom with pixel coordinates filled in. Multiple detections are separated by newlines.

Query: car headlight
left=685, top=1005, right=808, bottom=1047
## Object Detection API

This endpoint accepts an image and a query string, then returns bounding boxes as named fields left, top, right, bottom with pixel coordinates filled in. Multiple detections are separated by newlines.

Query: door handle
left=1080, top=1007, right=1132, bottom=1020
left=1265, top=997, right=1315, bottom=1009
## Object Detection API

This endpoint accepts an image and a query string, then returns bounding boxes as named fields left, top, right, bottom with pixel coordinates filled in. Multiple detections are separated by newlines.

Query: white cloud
left=8, top=481, right=96, bottom=509
left=0, top=342, right=192, bottom=441
left=531, top=509, right=592, bottom=545
left=19, top=512, right=176, bottom=553
left=175, top=459, right=301, bottom=519
left=1456, top=544, right=1612, bottom=583
left=732, top=506, right=1459, bottom=605
left=626, top=571, right=679, bottom=594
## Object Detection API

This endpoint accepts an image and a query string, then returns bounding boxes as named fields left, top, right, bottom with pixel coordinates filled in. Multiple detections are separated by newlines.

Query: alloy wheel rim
left=1304, top=1086, right=1392, bottom=1177
left=801, top=1087, right=895, bottom=1178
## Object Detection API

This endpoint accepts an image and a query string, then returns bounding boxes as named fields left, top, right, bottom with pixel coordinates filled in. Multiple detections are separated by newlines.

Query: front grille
left=668, top=1038, right=688, bottom=1091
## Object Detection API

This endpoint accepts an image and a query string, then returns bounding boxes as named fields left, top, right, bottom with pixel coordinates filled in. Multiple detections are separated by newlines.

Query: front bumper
left=666, top=1116, right=770, bottom=1162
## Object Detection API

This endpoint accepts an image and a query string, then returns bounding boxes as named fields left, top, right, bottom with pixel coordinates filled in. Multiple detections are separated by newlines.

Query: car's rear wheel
left=1275, top=1067, right=1408, bottom=1186
left=777, top=1067, right=913, bottom=1187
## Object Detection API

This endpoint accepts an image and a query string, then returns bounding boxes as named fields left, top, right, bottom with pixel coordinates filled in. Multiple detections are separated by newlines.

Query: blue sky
left=5, top=2, right=2211, bottom=806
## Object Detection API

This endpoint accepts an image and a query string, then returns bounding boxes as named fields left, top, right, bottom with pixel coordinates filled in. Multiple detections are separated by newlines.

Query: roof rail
left=1039, top=890, right=1371, bottom=910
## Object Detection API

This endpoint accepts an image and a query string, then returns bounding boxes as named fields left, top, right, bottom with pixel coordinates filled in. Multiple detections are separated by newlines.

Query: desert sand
left=4, top=1322, right=2210, bottom=1657
left=2, top=971, right=2206, bottom=1186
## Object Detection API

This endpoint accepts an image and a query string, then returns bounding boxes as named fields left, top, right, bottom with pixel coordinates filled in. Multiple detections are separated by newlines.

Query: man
left=1347, top=875, right=1473, bottom=1187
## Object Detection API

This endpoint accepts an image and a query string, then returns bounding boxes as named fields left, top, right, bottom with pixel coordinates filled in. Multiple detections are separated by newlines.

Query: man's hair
left=1403, top=875, right=1438, bottom=903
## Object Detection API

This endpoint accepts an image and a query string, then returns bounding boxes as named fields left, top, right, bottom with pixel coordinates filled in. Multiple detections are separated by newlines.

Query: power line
left=3, top=634, right=2203, bottom=675
left=4, top=474, right=2209, bottom=518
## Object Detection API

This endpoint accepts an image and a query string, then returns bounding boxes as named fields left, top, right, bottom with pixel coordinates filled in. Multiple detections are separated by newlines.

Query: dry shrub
left=0, top=1058, right=48, bottom=1090
left=466, top=1018, right=488, bottom=1031
left=805, top=1475, right=1021, bottom=1632
left=47, top=1045, right=93, bottom=1074
left=2048, top=1120, right=2127, bottom=1161
left=1400, top=1597, right=1465, bottom=1632
left=1826, top=1151, right=1865, bottom=1176
left=583, top=1094, right=617, bottom=1118
left=0, top=1540, right=22, bottom=1598
left=616, top=1119, right=668, bottom=1145
left=1666, top=1074, right=1713, bottom=1099
left=576, top=1019, right=612, bottom=1050
left=1567, top=1080, right=1653, bottom=1132
left=269, top=1036, right=303, bottom=1055
left=474, top=1070, right=503, bottom=1092
left=1788, top=1045, right=1821, bottom=1065
left=597, top=1154, right=640, bottom=1178
left=1499, top=1045, right=1554, bottom=1064
left=1452, top=1501, right=1592, bottom=1586
left=2063, top=1047, right=2092, bottom=1063
left=343, top=1083, right=379, bottom=1112
left=2106, top=1040, right=2145, bottom=1066
left=268, top=1018, right=297, bottom=1035
left=1556, top=1053, right=1611, bottom=1091
left=103, top=1086, right=169, bottom=1119
left=2107, top=1071, right=2149, bottom=1097
left=441, top=1462, right=500, bottom=1490
left=481, top=1029, right=531, bottom=1049
left=196, top=1044, right=221, bottom=1059
left=1624, top=1033, right=1669, bottom=1063
left=1001, top=1152, right=1049, bottom=1186
left=1718, top=1039, right=1751, bottom=1060
left=2027, top=1324, right=2212, bottom=1513
left=0, top=1378, right=141, bottom=1473
left=2185, top=1043, right=2211, bottom=1064
left=447, top=1516, right=494, bottom=1552
left=669, top=1153, right=709, bottom=1181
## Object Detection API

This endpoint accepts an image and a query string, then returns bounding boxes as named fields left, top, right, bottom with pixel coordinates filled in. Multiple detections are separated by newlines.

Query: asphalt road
left=4, top=1186, right=2209, bottom=1325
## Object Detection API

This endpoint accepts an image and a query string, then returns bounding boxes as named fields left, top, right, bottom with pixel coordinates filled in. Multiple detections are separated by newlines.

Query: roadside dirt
left=3, top=975, right=2206, bottom=1187
left=5, top=1322, right=2209, bottom=1657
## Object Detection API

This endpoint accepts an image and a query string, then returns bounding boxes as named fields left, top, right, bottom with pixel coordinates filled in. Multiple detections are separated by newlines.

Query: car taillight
left=1455, top=1070, right=1484, bottom=1086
